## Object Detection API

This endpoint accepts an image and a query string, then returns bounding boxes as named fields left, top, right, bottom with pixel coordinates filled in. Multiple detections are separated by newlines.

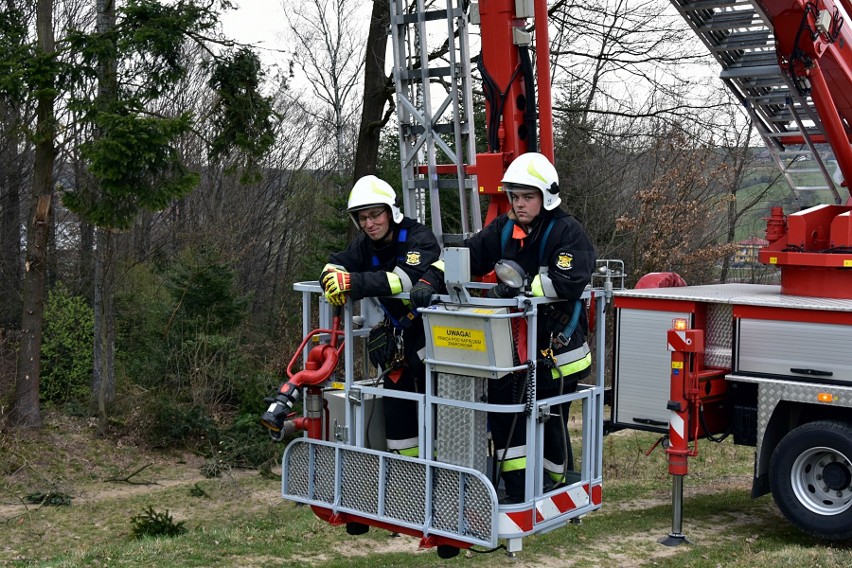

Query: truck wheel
left=769, top=420, right=852, bottom=540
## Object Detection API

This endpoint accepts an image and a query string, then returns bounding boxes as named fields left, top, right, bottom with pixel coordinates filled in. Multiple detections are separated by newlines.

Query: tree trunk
left=11, top=194, right=53, bottom=429
left=353, top=0, right=391, bottom=179
left=79, top=220, right=94, bottom=299
left=91, top=227, right=115, bottom=425
left=351, top=0, right=391, bottom=240
left=10, top=0, right=56, bottom=430
left=88, top=0, right=118, bottom=427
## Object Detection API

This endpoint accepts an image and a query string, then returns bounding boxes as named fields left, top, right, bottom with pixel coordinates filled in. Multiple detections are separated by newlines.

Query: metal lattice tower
left=389, top=0, right=482, bottom=245
left=669, top=0, right=842, bottom=206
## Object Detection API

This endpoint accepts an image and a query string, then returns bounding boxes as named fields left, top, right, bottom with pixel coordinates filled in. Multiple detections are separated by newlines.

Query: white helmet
left=501, top=152, right=561, bottom=211
left=347, top=175, right=403, bottom=226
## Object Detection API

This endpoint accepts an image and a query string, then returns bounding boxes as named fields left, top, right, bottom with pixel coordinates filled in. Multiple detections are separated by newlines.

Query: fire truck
left=612, top=0, right=852, bottom=544
left=261, top=0, right=852, bottom=556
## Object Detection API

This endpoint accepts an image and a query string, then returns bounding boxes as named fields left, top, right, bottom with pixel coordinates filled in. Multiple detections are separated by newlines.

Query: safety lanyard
left=500, top=217, right=581, bottom=341
left=371, top=227, right=416, bottom=330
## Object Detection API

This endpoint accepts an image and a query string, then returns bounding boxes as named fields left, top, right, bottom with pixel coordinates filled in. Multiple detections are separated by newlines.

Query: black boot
left=499, top=470, right=526, bottom=504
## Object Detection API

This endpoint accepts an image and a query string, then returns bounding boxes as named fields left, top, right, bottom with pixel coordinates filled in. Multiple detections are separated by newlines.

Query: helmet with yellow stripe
left=500, top=152, right=561, bottom=211
left=347, top=175, right=404, bottom=226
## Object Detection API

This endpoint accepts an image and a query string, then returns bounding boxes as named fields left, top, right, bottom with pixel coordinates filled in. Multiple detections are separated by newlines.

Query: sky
left=219, top=1, right=287, bottom=64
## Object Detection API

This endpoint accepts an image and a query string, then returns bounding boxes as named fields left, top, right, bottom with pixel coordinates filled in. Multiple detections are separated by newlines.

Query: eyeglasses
left=357, top=209, right=386, bottom=225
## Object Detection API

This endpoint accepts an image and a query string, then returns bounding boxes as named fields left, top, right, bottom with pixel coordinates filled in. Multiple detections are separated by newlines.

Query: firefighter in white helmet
left=320, top=175, right=442, bottom=457
left=420, top=152, right=596, bottom=503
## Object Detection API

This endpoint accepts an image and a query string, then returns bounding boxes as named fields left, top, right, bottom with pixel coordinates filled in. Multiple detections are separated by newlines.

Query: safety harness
left=499, top=217, right=583, bottom=344
left=371, top=227, right=418, bottom=330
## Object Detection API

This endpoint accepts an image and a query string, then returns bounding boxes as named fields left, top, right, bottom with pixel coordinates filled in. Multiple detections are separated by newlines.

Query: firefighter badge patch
left=406, top=251, right=422, bottom=266
left=556, top=252, right=573, bottom=270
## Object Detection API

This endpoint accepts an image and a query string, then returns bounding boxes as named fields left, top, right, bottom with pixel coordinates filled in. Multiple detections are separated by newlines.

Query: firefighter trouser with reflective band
left=489, top=366, right=591, bottom=498
left=383, top=355, right=425, bottom=457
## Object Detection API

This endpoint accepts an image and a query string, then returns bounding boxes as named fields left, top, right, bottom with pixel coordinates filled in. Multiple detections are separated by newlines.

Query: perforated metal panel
left=341, top=451, right=380, bottom=514
left=386, top=459, right=426, bottom=523
left=436, top=372, right=488, bottom=473
left=285, top=442, right=311, bottom=499
left=314, top=445, right=335, bottom=503
left=282, top=439, right=498, bottom=548
left=432, top=468, right=493, bottom=540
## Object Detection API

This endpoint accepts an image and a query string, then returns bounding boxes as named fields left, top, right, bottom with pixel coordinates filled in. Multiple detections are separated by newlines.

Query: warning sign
left=432, top=326, right=487, bottom=352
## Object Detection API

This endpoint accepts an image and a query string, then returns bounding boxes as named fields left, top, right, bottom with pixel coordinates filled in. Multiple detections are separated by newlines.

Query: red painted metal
left=634, top=272, right=688, bottom=289
left=754, top=0, right=852, bottom=297
left=757, top=0, right=852, bottom=192
left=310, top=506, right=473, bottom=551
left=665, top=328, right=705, bottom=476
left=534, top=0, right=553, bottom=162
left=613, top=296, right=699, bottom=312
left=805, top=65, right=852, bottom=192
left=734, top=303, right=852, bottom=325
left=476, top=1, right=554, bottom=225
left=477, top=0, right=527, bottom=163
left=273, top=315, right=344, bottom=438
left=759, top=205, right=852, bottom=298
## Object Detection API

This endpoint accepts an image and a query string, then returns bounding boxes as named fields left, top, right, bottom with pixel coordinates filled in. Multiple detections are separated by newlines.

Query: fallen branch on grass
left=103, top=463, right=158, bottom=485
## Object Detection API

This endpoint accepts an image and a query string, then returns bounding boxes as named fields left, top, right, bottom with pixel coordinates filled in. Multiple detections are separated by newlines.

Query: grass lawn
left=2, top=411, right=851, bottom=567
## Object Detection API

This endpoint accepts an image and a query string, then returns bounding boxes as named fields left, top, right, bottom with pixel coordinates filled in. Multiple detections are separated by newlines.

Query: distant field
left=734, top=161, right=840, bottom=243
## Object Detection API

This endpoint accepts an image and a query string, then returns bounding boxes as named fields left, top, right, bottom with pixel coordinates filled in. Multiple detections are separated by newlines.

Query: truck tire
left=769, top=420, right=852, bottom=540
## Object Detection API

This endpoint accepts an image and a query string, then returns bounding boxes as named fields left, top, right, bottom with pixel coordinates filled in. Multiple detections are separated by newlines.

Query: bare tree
left=284, top=0, right=367, bottom=176
left=613, top=121, right=739, bottom=285
left=549, top=0, right=727, bottom=130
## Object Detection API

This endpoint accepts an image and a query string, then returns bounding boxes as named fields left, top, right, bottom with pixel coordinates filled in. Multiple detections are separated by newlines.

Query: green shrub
left=216, top=412, right=280, bottom=469
left=137, top=395, right=219, bottom=451
left=115, top=263, right=171, bottom=390
left=117, top=247, right=266, bottom=418
left=41, top=284, right=94, bottom=404
left=130, top=506, right=186, bottom=539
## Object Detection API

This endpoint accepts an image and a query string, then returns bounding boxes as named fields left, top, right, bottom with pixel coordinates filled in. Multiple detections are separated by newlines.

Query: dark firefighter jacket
left=464, top=208, right=597, bottom=380
left=328, top=217, right=441, bottom=334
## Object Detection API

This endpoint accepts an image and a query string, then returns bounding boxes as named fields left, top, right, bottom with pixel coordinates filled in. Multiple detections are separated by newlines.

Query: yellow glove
left=320, top=263, right=344, bottom=285
left=321, top=270, right=351, bottom=305
left=325, top=290, right=347, bottom=306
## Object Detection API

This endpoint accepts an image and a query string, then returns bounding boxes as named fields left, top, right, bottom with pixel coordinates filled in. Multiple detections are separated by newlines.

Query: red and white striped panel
left=667, top=330, right=692, bottom=351
left=669, top=411, right=685, bottom=445
left=498, top=483, right=603, bottom=535
left=499, top=508, right=534, bottom=534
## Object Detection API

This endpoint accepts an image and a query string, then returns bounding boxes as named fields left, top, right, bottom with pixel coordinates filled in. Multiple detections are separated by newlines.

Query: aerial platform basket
left=277, top=264, right=620, bottom=554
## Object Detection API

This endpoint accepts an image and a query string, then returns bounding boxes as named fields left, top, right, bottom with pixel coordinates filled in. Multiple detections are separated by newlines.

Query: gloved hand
left=367, top=324, right=396, bottom=369
left=321, top=269, right=350, bottom=305
left=486, top=282, right=519, bottom=299
left=320, top=263, right=343, bottom=284
left=410, top=279, right=436, bottom=309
